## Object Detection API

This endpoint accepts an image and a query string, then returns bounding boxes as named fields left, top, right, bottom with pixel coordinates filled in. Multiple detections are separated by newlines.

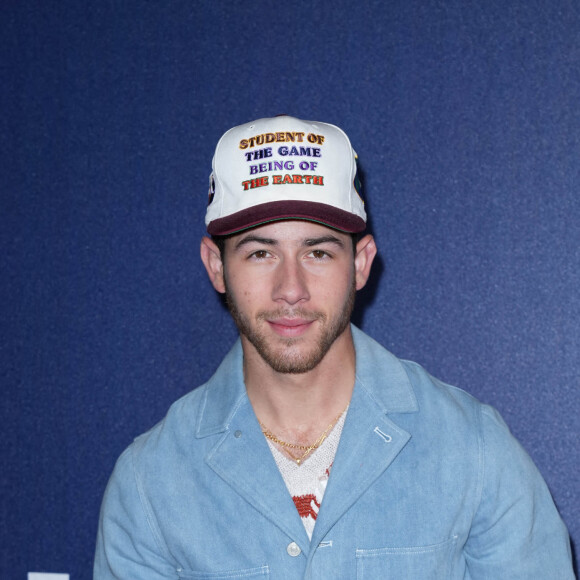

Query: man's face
left=220, top=221, right=360, bottom=374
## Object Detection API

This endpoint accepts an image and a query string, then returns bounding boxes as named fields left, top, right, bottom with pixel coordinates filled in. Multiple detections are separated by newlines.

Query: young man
left=94, top=116, right=573, bottom=578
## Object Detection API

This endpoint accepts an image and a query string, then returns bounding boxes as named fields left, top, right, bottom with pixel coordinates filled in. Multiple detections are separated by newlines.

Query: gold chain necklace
left=259, top=405, right=348, bottom=466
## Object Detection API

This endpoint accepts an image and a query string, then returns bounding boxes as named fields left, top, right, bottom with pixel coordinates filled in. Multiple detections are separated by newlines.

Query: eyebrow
left=233, top=234, right=345, bottom=251
left=233, top=235, right=278, bottom=251
left=303, top=235, right=345, bottom=248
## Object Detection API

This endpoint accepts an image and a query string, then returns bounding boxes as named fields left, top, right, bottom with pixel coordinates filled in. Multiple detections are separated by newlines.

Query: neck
left=243, top=326, right=356, bottom=439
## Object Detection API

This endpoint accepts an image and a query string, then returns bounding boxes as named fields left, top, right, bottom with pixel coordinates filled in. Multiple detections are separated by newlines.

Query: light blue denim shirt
left=94, top=326, right=573, bottom=579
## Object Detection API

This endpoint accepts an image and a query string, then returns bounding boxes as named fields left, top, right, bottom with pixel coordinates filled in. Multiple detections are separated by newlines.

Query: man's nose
left=272, top=259, right=310, bottom=305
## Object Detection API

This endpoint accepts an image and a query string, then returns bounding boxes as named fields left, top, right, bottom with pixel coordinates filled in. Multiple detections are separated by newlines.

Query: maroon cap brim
left=207, top=200, right=366, bottom=236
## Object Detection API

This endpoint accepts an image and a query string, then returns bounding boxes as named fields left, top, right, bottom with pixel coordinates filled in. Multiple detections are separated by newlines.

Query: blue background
left=1, top=0, right=578, bottom=577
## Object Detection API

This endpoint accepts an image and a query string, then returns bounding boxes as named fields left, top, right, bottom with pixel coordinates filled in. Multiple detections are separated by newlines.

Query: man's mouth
left=266, top=317, right=316, bottom=337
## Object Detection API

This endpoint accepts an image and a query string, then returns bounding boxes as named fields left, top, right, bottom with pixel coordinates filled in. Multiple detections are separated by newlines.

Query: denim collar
left=196, top=325, right=418, bottom=439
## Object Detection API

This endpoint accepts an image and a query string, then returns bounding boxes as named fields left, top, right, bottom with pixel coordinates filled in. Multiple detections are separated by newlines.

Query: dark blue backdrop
left=2, top=1, right=578, bottom=577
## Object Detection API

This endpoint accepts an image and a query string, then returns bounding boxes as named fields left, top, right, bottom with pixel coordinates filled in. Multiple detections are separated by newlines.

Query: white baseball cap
left=205, top=116, right=367, bottom=235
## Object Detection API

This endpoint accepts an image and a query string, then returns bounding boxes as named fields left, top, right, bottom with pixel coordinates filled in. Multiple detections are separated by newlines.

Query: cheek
left=313, top=268, right=355, bottom=302
left=226, top=273, right=263, bottom=309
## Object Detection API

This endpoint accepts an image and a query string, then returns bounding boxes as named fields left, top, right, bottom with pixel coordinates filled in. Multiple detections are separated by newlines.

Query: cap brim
left=206, top=200, right=366, bottom=236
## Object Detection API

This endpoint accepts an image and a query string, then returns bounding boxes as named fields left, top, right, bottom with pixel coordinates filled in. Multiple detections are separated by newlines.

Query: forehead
left=226, top=220, right=352, bottom=248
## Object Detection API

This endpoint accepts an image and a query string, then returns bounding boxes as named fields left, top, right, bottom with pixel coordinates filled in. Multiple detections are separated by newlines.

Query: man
left=94, top=116, right=574, bottom=578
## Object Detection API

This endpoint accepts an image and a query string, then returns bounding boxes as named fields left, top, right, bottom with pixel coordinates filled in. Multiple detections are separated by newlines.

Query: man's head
left=201, top=116, right=376, bottom=374
left=201, top=221, right=376, bottom=374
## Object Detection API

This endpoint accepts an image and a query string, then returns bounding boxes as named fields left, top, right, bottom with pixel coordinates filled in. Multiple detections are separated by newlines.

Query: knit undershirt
left=265, top=408, right=348, bottom=540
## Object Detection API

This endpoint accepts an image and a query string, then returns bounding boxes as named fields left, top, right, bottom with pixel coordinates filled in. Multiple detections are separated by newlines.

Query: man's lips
left=266, top=317, right=315, bottom=336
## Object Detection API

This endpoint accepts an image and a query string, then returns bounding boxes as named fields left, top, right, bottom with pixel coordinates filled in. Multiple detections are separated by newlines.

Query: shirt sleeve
left=94, top=445, right=178, bottom=579
left=464, top=404, right=574, bottom=579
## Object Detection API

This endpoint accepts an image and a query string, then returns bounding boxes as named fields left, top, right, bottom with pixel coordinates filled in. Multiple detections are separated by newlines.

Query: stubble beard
left=224, top=279, right=356, bottom=374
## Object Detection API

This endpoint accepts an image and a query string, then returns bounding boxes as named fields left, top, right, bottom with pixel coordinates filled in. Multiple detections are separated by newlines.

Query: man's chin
left=250, top=331, right=340, bottom=373
left=257, top=350, right=325, bottom=374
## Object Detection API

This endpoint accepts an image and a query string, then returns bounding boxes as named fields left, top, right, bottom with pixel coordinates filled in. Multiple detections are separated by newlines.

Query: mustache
left=256, top=309, right=327, bottom=322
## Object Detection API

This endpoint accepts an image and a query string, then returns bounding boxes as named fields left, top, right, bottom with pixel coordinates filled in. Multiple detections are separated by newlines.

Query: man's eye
left=250, top=250, right=270, bottom=260
left=310, top=250, right=329, bottom=260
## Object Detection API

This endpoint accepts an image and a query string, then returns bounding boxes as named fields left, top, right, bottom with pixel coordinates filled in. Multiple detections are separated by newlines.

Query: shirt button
left=287, top=542, right=301, bottom=557
left=234, top=430, right=242, bottom=438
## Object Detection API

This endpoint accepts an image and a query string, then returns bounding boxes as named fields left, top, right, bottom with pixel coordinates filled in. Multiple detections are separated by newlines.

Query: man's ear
left=354, top=234, right=377, bottom=291
left=200, top=237, right=226, bottom=294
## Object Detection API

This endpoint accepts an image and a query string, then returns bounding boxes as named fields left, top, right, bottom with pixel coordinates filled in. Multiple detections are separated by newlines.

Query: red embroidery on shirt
left=293, top=494, right=321, bottom=519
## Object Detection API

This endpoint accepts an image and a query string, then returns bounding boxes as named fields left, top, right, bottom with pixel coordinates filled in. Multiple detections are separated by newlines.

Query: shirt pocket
left=355, top=535, right=457, bottom=580
left=177, top=565, right=269, bottom=579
